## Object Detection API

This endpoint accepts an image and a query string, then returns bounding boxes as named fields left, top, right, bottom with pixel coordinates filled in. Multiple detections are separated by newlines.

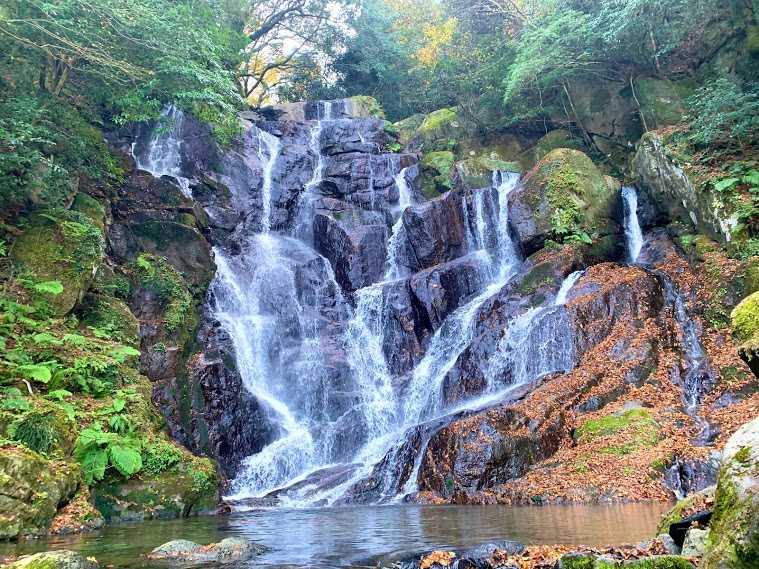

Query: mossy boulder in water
left=701, top=416, right=759, bottom=568
left=453, top=139, right=523, bottom=190
left=508, top=148, right=619, bottom=255
left=0, top=446, right=81, bottom=539
left=4, top=550, right=99, bottom=569
left=731, top=291, right=759, bottom=376
left=11, top=209, right=105, bottom=316
left=91, top=455, right=218, bottom=523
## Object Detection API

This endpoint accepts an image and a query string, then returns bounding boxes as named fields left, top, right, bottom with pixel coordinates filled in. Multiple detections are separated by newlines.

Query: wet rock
left=409, top=254, right=487, bottom=329
left=5, top=550, right=99, bottom=569
left=147, top=536, right=260, bottom=564
left=402, top=191, right=467, bottom=271
left=509, top=148, right=619, bottom=255
left=657, top=533, right=682, bottom=555
left=0, top=447, right=81, bottom=539
left=314, top=207, right=388, bottom=292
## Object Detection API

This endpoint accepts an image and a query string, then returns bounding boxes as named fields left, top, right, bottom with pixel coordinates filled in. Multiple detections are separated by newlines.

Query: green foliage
left=687, top=79, right=759, bottom=149
left=0, top=387, right=31, bottom=411
left=74, top=423, right=143, bottom=484
left=142, top=440, right=183, bottom=476
left=0, top=0, right=246, bottom=140
left=10, top=411, right=58, bottom=454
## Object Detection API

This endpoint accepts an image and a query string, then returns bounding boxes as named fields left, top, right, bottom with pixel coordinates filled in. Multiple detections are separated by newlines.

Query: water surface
left=0, top=503, right=671, bottom=568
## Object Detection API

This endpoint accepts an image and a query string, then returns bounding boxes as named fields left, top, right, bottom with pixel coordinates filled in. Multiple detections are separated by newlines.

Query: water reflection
left=0, top=503, right=670, bottom=568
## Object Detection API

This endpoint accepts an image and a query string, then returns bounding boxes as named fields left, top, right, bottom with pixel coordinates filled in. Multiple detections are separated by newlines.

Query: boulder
left=407, top=108, right=473, bottom=153
left=0, top=447, right=81, bottom=539
left=731, top=291, right=759, bottom=377
left=632, top=131, right=739, bottom=244
left=701, top=416, right=759, bottom=569
left=526, top=129, right=587, bottom=168
left=12, top=210, right=105, bottom=316
left=91, top=457, right=218, bottom=523
left=147, top=536, right=260, bottom=563
left=682, top=527, right=710, bottom=557
left=77, top=293, right=140, bottom=346
left=509, top=148, right=619, bottom=255
left=5, top=551, right=99, bottom=569
left=402, top=191, right=467, bottom=271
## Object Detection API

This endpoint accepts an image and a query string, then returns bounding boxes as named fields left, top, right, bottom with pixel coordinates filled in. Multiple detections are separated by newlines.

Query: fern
left=75, top=424, right=143, bottom=483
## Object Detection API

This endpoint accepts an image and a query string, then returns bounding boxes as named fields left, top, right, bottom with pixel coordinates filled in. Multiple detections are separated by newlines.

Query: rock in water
left=5, top=551, right=99, bottom=569
left=147, top=537, right=260, bottom=563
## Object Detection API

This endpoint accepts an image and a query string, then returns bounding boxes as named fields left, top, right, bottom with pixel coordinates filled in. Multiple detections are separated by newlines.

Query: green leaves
left=713, top=177, right=740, bottom=193
left=107, top=346, right=140, bottom=364
left=26, top=280, right=64, bottom=296
left=16, top=363, right=53, bottom=383
left=75, top=423, right=143, bottom=484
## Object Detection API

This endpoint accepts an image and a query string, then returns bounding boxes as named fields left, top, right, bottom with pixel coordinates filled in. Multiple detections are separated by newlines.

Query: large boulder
left=632, top=131, right=739, bottom=244
left=508, top=148, right=619, bottom=255
left=147, top=536, right=260, bottom=563
left=401, top=191, right=467, bottom=271
left=701, top=416, right=759, bottom=569
left=12, top=209, right=105, bottom=316
left=731, top=291, right=759, bottom=377
left=91, top=456, right=218, bottom=523
left=0, top=447, right=81, bottom=539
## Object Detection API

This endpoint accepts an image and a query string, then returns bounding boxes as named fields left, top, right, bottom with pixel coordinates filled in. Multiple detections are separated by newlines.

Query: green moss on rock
left=701, top=416, right=759, bottom=568
left=78, top=293, right=140, bottom=346
left=5, top=550, right=99, bottom=569
left=11, top=209, right=105, bottom=316
left=0, top=446, right=81, bottom=539
left=347, top=96, right=385, bottom=119
left=635, top=79, right=694, bottom=129
left=732, top=291, right=759, bottom=376
left=420, top=151, right=456, bottom=198
left=575, top=408, right=659, bottom=453
left=70, top=193, right=106, bottom=231
left=528, top=130, right=586, bottom=167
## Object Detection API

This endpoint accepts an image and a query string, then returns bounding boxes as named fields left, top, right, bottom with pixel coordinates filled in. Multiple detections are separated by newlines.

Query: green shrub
left=74, top=423, right=143, bottom=484
left=10, top=411, right=58, bottom=454
left=687, top=79, right=759, bottom=149
left=142, top=440, right=183, bottom=475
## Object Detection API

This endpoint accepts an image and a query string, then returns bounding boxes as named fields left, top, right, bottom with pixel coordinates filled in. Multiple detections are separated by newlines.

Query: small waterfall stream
left=132, top=105, right=193, bottom=197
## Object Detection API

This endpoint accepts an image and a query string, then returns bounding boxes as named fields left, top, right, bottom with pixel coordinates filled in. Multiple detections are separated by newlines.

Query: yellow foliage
left=415, top=18, right=457, bottom=67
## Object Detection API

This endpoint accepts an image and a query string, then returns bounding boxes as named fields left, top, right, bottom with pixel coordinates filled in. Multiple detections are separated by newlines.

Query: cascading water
left=621, top=186, right=644, bottom=263
left=132, top=105, right=193, bottom=197
left=384, top=167, right=414, bottom=280
left=620, top=185, right=715, bottom=435
left=296, top=101, right=334, bottom=240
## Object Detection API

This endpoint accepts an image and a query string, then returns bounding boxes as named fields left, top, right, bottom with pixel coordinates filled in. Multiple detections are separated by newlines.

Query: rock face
left=731, top=291, right=759, bottom=377
left=632, top=131, right=738, bottom=244
left=0, top=448, right=80, bottom=539
left=702, top=416, right=759, bottom=569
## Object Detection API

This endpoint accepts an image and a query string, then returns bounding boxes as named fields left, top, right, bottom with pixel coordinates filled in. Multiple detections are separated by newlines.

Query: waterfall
left=384, top=167, right=413, bottom=281
left=256, top=129, right=282, bottom=233
left=296, top=102, right=334, bottom=239
left=621, top=186, right=644, bottom=263
left=132, top=105, right=193, bottom=197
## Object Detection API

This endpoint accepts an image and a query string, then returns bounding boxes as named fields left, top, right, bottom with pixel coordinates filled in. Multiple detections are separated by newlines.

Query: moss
left=418, top=108, right=458, bottom=136
left=394, top=114, right=426, bottom=146
left=529, top=130, right=586, bottom=166
left=421, top=151, right=455, bottom=197
left=78, top=294, right=140, bottom=346
left=133, top=253, right=193, bottom=333
left=70, top=193, right=106, bottom=230
left=576, top=408, right=659, bottom=451
left=731, top=291, right=759, bottom=343
left=626, top=557, right=693, bottom=569
left=11, top=209, right=105, bottom=316
left=746, top=25, right=759, bottom=55
left=635, top=78, right=693, bottom=129
left=348, top=96, right=385, bottom=119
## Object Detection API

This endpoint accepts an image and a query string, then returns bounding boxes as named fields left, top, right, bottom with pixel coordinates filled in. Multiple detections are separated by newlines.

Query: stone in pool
left=147, top=537, right=260, bottom=563
left=4, top=550, right=99, bottom=569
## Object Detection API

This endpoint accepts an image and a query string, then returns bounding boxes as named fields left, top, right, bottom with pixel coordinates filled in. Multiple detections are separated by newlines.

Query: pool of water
left=0, top=502, right=671, bottom=568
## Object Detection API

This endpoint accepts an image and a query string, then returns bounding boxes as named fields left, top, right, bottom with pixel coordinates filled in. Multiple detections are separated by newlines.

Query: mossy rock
left=575, top=408, right=659, bottom=454
left=127, top=221, right=214, bottom=289
left=510, top=148, right=618, bottom=254
left=527, top=130, right=587, bottom=168
left=70, top=193, right=106, bottom=231
left=702, top=416, right=759, bottom=569
left=4, top=550, right=99, bottom=569
left=11, top=210, right=105, bottom=316
left=92, top=454, right=218, bottom=523
left=347, top=96, right=385, bottom=119
left=410, top=108, right=472, bottom=152
left=78, top=293, right=140, bottom=346
left=731, top=291, right=759, bottom=376
left=453, top=139, right=523, bottom=190
left=657, top=485, right=716, bottom=534
left=0, top=446, right=81, bottom=539
left=635, top=79, right=694, bottom=130
left=394, top=114, right=426, bottom=146
left=7, top=402, right=78, bottom=456
left=420, top=151, right=456, bottom=198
